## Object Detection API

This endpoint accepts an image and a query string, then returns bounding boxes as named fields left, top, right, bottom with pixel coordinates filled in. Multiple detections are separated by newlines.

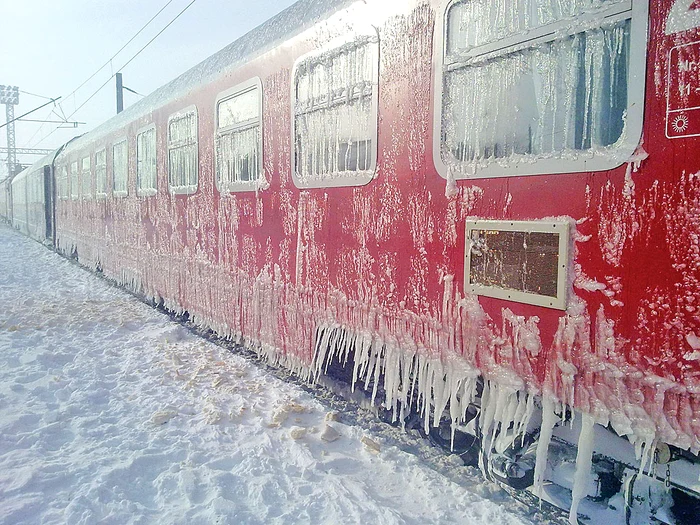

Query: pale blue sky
left=0, top=0, right=297, bottom=173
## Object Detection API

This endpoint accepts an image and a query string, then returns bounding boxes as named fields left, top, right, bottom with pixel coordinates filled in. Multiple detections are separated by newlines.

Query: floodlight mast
left=0, top=85, right=20, bottom=178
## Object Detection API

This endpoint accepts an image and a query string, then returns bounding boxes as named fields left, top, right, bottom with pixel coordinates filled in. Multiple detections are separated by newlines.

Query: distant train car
left=10, top=156, right=55, bottom=243
left=15, top=0, right=700, bottom=522
left=0, top=176, right=10, bottom=223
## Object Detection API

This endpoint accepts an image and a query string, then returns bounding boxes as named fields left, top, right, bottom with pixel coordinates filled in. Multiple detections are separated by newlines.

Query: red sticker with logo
left=667, top=41, right=700, bottom=138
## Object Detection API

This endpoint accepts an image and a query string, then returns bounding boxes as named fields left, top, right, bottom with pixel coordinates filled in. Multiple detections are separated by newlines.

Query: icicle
left=625, top=144, right=649, bottom=180
left=533, top=396, right=558, bottom=498
left=637, top=438, right=658, bottom=476
left=478, top=381, right=495, bottom=476
left=445, top=167, right=458, bottom=198
left=569, top=413, right=595, bottom=524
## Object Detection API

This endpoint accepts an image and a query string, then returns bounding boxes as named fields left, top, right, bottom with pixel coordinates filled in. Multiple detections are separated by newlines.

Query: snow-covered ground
left=0, top=224, right=540, bottom=525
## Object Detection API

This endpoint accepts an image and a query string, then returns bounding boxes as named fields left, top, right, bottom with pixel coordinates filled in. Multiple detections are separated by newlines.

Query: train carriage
left=17, top=0, right=700, bottom=522
left=0, top=176, right=10, bottom=223
left=9, top=156, right=54, bottom=243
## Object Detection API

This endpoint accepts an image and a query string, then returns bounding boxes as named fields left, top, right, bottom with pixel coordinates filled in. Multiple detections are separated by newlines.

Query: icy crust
left=550, top=301, right=700, bottom=453
left=54, top=179, right=700, bottom=448
left=589, top=169, right=700, bottom=448
left=56, top=218, right=700, bottom=461
left=666, top=0, right=700, bottom=35
left=48, top=5, right=700, bottom=519
left=312, top=322, right=483, bottom=436
left=54, top=207, right=700, bottom=525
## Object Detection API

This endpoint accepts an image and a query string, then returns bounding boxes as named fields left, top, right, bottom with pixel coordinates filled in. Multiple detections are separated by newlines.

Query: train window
left=70, top=161, right=79, bottom=200
left=95, top=149, right=107, bottom=198
left=168, top=107, right=198, bottom=194
left=81, top=157, right=92, bottom=199
left=137, top=126, right=157, bottom=196
left=215, top=79, right=262, bottom=193
left=435, top=0, right=648, bottom=179
left=57, top=166, right=69, bottom=200
left=292, top=35, right=379, bottom=188
left=113, top=139, right=128, bottom=197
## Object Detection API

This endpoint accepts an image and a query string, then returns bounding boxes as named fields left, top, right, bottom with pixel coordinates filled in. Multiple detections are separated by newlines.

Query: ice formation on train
left=27, top=0, right=699, bottom=522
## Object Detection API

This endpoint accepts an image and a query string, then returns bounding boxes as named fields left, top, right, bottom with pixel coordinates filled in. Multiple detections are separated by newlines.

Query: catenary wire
left=33, top=0, right=197, bottom=148
left=19, top=90, right=55, bottom=101
left=61, top=0, right=177, bottom=103
left=25, top=0, right=178, bottom=148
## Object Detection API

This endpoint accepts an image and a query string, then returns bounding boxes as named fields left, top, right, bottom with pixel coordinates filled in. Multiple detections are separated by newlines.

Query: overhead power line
left=0, top=97, right=61, bottom=130
left=117, top=0, right=197, bottom=74
left=62, top=0, right=177, bottom=103
left=23, top=105, right=62, bottom=148
left=34, top=0, right=198, bottom=148
left=25, top=0, right=177, bottom=148
left=19, top=90, right=55, bottom=101
left=64, top=0, right=197, bottom=121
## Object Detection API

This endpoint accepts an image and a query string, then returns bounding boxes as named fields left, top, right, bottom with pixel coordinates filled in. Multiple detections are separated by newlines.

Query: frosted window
left=446, top=0, right=626, bottom=52
left=168, top=109, right=198, bottom=193
left=293, top=39, right=378, bottom=187
left=137, top=127, right=157, bottom=196
left=442, top=0, right=632, bottom=169
left=58, top=166, right=69, bottom=200
left=216, top=86, right=261, bottom=191
left=95, top=149, right=107, bottom=197
left=113, top=140, right=128, bottom=196
left=81, top=157, right=91, bottom=198
left=70, top=161, right=78, bottom=200
left=219, top=89, right=258, bottom=129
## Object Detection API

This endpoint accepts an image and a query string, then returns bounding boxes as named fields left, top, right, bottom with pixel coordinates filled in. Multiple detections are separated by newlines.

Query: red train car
left=37, top=0, right=700, bottom=521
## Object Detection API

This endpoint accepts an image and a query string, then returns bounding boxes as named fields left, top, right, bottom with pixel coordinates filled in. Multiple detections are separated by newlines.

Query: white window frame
left=291, top=33, right=380, bottom=189
left=167, top=106, right=198, bottom=195
left=433, top=0, right=649, bottom=180
left=112, top=138, right=129, bottom=198
left=465, top=220, right=570, bottom=310
left=136, top=124, right=157, bottom=197
left=215, top=78, right=263, bottom=193
left=95, top=148, right=108, bottom=199
left=81, top=156, right=92, bottom=199
left=70, top=161, right=79, bottom=201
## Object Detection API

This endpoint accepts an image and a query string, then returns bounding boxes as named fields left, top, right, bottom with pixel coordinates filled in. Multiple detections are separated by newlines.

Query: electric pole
left=116, top=73, right=124, bottom=114
left=0, top=85, right=20, bottom=178
left=116, top=74, right=141, bottom=114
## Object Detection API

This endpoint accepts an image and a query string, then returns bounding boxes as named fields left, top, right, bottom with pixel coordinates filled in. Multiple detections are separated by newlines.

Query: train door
left=6, top=179, right=12, bottom=224
left=43, top=165, right=54, bottom=245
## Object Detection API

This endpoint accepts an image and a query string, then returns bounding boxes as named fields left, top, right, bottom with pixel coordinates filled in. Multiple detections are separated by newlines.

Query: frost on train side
left=666, top=0, right=700, bottom=35
left=48, top=2, right=698, bottom=521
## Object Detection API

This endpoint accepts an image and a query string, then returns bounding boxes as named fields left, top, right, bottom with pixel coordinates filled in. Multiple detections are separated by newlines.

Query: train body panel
left=15, top=0, right=700, bottom=521
left=0, top=177, right=10, bottom=222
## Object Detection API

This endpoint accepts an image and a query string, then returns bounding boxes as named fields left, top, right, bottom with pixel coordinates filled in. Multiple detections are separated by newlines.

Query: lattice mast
left=0, top=85, right=20, bottom=179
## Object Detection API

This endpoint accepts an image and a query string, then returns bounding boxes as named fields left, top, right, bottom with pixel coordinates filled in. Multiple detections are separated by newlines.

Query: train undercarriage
left=317, top=331, right=700, bottom=525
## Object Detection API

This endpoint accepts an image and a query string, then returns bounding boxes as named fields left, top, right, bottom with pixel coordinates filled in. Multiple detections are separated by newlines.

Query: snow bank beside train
left=0, top=225, right=533, bottom=525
